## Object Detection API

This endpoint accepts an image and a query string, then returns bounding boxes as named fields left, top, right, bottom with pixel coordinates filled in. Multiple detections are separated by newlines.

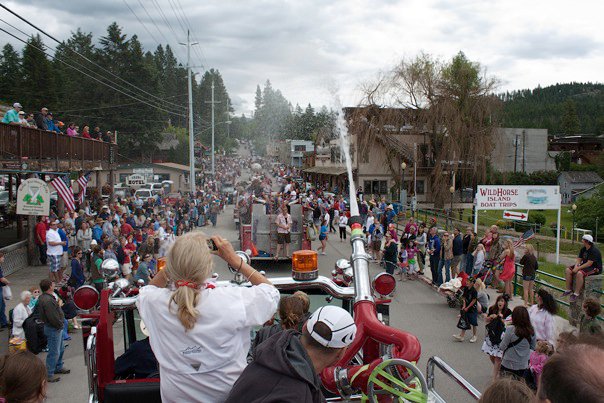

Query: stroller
left=438, top=272, right=469, bottom=308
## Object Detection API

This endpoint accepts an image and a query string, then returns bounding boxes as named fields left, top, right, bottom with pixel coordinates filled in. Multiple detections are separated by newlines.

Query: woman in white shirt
left=137, top=233, right=279, bottom=403
left=12, top=291, right=32, bottom=339
left=472, top=243, right=486, bottom=276
left=528, top=289, right=558, bottom=346
left=76, top=221, right=93, bottom=251
left=338, top=213, right=348, bottom=241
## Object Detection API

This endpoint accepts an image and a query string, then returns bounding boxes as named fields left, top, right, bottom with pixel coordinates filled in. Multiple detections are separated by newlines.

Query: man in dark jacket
left=34, top=107, right=49, bottom=130
left=37, top=279, right=70, bottom=382
left=451, top=227, right=464, bottom=277
left=226, top=306, right=356, bottom=403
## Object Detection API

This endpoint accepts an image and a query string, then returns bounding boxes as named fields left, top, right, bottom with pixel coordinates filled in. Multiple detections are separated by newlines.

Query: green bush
left=529, top=212, right=547, bottom=226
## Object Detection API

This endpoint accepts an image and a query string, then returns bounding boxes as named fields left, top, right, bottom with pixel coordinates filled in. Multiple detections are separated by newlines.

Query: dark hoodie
left=226, top=330, right=325, bottom=403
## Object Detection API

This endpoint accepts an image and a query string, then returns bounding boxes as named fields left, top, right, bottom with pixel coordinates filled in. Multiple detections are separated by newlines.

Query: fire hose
left=320, top=216, right=425, bottom=402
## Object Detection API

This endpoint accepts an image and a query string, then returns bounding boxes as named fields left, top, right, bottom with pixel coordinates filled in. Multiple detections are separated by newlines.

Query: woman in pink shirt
left=66, top=122, right=77, bottom=137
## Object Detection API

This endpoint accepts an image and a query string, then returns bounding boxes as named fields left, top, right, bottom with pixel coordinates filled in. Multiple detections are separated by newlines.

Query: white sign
left=16, top=178, right=50, bottom=216
left=476, top=185, right=561, bottom=210
left=503, top=210, right=528, bottom=221
left=126, top=174, right=146, bottom=187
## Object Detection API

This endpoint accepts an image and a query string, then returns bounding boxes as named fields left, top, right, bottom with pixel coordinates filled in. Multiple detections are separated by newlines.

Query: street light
left=401, top=161, right=407, bottom=208
left=449, top=185, right=455, bottom=230
left=572, top=203, right=577, bottom=243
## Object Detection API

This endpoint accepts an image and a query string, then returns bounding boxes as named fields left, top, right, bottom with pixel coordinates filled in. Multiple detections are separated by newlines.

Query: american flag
left=514, top=229, right=536, bottom=248
left=76, top=172, right=91, bottom=205
left=51, top=175, right=75, bottom=212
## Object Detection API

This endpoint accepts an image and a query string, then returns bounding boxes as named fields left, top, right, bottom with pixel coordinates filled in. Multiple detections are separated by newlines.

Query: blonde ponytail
left=164, top=232, right=213, bottom=331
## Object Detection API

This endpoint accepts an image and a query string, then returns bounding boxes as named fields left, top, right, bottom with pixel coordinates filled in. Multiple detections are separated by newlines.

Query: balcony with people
left=0, top=103, right=116, bottom=171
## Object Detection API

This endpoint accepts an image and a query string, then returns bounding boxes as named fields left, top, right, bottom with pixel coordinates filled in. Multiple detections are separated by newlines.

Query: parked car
left=134, top=189, right=157, bottom=204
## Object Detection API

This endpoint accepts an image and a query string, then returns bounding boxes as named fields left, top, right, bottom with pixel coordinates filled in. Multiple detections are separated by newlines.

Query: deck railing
left=0, top=123, right=114, bottom=165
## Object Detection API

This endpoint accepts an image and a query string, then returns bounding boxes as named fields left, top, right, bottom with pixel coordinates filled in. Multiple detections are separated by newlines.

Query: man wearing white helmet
left=226, top=305, right=356, bottom=403
left=562, top=234, right=602, bottom=302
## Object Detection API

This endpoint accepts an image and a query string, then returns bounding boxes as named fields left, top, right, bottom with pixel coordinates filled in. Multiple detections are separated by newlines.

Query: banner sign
left=476, top=185, right=561, bottom=210
left=16, top=178, right=50, bottom=216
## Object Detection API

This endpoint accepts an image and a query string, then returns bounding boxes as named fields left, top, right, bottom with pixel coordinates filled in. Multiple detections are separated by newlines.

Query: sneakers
left=452, top=334, right=464, bottom=342
left=570, top=293, right=579, bottom=303
left=320, top=252, right=327, bottom=256
left=48, top=375, right=61, bottom=383
left=469, top=336, right=477, bottom=343
left=55, top=368, right=70, bottom=374
left=561, top=290, right=573, bottom=297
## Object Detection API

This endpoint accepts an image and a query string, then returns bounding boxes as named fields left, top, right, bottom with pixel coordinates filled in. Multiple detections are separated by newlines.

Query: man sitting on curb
left=563, top=235, right=602, bottom=302
left=225, top=305, right=356, bottom=403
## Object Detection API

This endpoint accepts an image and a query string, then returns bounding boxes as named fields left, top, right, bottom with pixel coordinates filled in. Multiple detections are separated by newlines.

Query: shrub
left=529, top=212, right=546, bottom=226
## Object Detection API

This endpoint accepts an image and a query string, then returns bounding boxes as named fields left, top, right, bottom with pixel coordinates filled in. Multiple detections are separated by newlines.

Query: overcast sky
left=2, top=0, right=603, bottom=115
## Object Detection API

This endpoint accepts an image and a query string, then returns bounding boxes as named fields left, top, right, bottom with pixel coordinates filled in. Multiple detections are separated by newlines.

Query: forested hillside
left=501, top=82, right=604, bottom=135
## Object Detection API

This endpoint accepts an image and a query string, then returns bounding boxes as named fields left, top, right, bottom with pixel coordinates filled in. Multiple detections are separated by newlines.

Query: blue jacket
left=46, top=118, right=61, bottom=133
left=92, top=225, right=103, bottom=242
left=58, top=228, right=68, bottom=252
left=429, top=235, right=441, bottom=255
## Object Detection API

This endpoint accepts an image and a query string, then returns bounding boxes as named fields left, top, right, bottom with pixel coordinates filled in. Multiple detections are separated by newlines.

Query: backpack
left=486, top=317, right=505, bottom=345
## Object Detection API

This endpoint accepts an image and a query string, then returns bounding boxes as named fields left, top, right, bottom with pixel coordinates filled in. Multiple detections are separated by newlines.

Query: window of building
left=416, top=180, right=425, bottom=195
left=294, top=144, right=306, bottom=152
left=119, top=174, right=129, bottom=183
left=364, top=180, right=388, bottom=195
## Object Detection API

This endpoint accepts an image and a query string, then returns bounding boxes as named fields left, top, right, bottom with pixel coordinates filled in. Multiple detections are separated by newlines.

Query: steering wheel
left=366, top=359, right=428, bottom=403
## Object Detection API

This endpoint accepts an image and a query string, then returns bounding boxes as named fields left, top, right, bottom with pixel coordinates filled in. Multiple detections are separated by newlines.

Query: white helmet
left=306, top=305, right=356, bottom=348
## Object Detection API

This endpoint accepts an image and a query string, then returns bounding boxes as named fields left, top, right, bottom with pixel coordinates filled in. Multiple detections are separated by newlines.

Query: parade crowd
left=0, top=156, right=601, bottom=403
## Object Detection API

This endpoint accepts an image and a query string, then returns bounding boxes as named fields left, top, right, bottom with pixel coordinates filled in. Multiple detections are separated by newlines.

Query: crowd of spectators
left=1, top=102, right=115, bottom=143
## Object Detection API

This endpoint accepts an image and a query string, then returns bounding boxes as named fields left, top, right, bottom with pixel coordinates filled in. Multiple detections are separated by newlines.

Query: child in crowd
left=529, top=340, right=554, bottom=384
left=580, top=298, right=603, bottom=335
left=406, top=240, right=419, bottom=278
left=398, top=240, right=408, bottom=280
left=453, top=277, right=479, bottom=343
left=555, top=331, right=578, bottom=353
left=520, top=244, right=538, bottom=306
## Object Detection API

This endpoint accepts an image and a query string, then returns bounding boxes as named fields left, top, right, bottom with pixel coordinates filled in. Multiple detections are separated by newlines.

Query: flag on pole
left=51, top=174, right=75, bottom=212
left=513, top=229, right=535, bottom=248
left=76, top=172, right=91, bottom=205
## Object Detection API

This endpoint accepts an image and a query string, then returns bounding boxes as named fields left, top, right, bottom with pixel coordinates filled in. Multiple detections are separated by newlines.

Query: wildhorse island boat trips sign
left=476, top=185, right=561, bottom=210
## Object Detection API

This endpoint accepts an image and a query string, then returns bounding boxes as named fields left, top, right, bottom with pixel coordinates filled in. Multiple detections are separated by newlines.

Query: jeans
left=62, top=318, right=69, bottom=340
left=0, top=295, right=7, bottom=326
left=429, top=255, right=440, bottom=285
left=44, top=325, right=65, bottom=377
left=438, top=258, right=452, bottom=285
left=465, top=253, right=474, bottom=274
left=38, top=243, right=47, bottom=265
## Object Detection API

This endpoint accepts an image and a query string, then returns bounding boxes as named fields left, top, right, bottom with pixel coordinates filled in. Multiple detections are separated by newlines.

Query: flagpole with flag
left=50, top=174, right=76, bottom=212
left=77, top=172, right=91, bottom=206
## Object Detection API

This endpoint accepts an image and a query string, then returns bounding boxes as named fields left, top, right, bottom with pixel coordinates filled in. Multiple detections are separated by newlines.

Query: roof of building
left=559, top=171, right=603, bottom=184
left=117, top=162, right=201, bottom=172
left=574, top=182, right=603, bottom=198
left=303, top=166, right=348, bottom=175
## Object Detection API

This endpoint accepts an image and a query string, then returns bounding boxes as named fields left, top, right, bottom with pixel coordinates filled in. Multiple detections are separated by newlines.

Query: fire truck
left=73, top=217, right=481, bottom=402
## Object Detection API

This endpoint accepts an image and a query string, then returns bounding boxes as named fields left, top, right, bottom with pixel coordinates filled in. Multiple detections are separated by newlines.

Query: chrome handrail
left=426, top=356, right=481, bottom=401
left=108, top=275, right=355, bottom=309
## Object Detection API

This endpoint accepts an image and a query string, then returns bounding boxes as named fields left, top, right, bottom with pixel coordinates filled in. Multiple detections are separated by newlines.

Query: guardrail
left=426, top=356, right=481, bottom=401
left=0, top=122, right=114, bottom=165
left=512, top=263, right=603, bottom=322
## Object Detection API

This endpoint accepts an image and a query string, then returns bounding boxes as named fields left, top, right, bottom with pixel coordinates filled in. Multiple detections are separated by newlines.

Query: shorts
left=319, top=235, right=327, bottom=241
left=580, top=267, right=601, bottom=277
left=277, top=232, right=291, bottom=244
left=372, top=241, right=382, bottom=251
left=465, top=311, right=478, bottom=327
left=60, top=252, right=69, bottom=268
left=48, top=255, right=61, bottom=273
left=522, top=275, right=535, bottom=281
left=122, top=263, right=132, bottom=276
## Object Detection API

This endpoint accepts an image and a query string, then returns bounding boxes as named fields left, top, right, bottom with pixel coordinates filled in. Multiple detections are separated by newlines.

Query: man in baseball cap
left=563, top=234, right=602, bottom=302
left=226, top=305, right=356, bottom=403
left=1, top=102, right=22, bottom=124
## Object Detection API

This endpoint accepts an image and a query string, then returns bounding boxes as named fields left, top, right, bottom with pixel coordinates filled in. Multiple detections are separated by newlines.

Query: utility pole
left=180, top=30, right=198, bottom=194
left=205, top=80, right=221, bottom=177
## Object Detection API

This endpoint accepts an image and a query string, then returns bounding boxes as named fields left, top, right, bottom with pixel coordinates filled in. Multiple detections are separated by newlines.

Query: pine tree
left=0, top=44, right=22, bottom=103
left=560, top=99, right=580, bottom=134
left=21, top=34, right=56, bottom=110
left=254, top=84, right=262, bottom=114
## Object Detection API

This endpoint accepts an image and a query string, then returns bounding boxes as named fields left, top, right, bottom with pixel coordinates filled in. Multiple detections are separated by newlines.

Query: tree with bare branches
left=355, top=51, right=502, bottom=206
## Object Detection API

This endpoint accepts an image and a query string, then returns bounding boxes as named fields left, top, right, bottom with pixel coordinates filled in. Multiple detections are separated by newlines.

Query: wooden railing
left=0, top=122, right=115, bottom=166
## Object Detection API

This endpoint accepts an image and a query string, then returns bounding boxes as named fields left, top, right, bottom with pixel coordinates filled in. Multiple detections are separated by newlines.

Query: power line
left=172, top=0, right=206, bottom=68
left=0, top=3, right=184, bottom=110
left=0, top=26, right=185, bottom=117
left=54, top=94, right=187, bottom=113
left=122, top=0, right=161, bottom=45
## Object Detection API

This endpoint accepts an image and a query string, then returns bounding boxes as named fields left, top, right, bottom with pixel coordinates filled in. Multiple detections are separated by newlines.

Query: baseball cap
left=582, top=234, right=594, bottom=243
left=51, top=220, right=60, bottom=225
left=13, top=102, right=22, bottom=108
left=306, top=306, right=356, bottom=348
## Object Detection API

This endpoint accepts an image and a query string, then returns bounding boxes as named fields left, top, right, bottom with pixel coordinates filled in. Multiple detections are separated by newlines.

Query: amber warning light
left=292, top=250, right=318, bottom=281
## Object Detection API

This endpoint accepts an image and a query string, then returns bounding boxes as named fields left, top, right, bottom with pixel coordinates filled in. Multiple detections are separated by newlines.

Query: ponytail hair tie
left=175, top=280, right=200, bottom=290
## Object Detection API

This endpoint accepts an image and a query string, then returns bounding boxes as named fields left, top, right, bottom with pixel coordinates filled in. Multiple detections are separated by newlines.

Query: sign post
left=476, top=185, right=562, bottom=263
left=16, top=178, right=50, bottom=216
